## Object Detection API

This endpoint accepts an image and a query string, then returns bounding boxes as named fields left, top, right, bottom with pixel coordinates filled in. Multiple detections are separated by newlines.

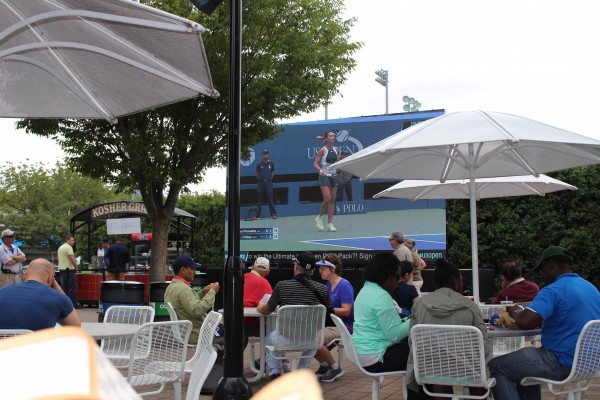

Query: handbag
left=295, top=276, right=336, bottom=327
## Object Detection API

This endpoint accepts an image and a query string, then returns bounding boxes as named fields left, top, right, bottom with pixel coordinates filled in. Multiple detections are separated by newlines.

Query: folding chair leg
left=337, top=345, right=344, bottom=370
left=371, top=379, right=380, bottom=400
left=173, top=381, right=181, bottom=400
left=290, top=357, right=299, bottom=371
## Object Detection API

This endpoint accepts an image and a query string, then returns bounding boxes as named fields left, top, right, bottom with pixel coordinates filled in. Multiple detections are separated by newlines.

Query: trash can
left=98, top=280, right=145, bottom=322
left=149, top=281, right=171, bottom=321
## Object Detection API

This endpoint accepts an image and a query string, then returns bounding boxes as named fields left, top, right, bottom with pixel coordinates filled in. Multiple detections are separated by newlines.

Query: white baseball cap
left=1, top=229, right=15, bottom=238
left=253, top=257, right=270, bottom=270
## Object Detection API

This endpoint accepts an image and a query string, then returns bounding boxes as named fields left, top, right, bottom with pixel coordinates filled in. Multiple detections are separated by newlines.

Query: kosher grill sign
left=90, top=202, right=148, bottom=219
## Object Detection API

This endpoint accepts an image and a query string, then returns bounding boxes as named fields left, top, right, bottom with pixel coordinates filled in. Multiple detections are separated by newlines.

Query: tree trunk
left=148, top=215, right=170, bottom=282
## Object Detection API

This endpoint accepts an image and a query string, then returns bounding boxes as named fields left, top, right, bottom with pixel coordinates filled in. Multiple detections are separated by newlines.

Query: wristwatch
left=511, top=305, right=525, bottom=317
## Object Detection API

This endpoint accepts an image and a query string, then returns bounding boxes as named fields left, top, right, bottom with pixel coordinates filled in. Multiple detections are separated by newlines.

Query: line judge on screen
left=252, top=149, right=277, bottom=220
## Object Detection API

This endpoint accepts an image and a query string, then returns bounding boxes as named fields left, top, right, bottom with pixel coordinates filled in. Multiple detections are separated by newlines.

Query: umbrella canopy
left=0, top=0, right=218, bottom=123
left=333, top=111, right=600, bottom=303
left=373, top=175, right=577, bottom=201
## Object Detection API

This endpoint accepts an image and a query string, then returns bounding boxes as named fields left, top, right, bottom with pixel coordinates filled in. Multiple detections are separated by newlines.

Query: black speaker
left=190, top=0, right=225, bottom=15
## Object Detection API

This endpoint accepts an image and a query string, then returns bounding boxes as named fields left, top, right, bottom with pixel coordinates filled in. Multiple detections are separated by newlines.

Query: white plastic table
left=244, top=307, right=277, bottom=382
left=81, top=322, right=140, bottom=340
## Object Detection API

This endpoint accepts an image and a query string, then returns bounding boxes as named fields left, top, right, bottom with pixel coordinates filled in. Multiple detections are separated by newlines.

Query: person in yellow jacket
left=165, top=256, right=219, bottom=344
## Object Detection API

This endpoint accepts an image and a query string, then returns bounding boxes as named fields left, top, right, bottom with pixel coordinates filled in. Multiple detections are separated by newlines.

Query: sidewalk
left=79, top=308, right=600, bottom=399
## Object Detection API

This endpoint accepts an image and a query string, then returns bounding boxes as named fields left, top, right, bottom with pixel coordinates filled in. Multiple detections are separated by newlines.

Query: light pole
left=375, top=69, right=388, bottom=114
left=189, top=0, right=252, bottom=398
left=402, top=95, right=421, bottom=112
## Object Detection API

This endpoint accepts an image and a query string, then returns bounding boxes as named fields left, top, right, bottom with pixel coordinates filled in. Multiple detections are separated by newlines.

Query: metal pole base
left=212, top=376, right=252, bottom=400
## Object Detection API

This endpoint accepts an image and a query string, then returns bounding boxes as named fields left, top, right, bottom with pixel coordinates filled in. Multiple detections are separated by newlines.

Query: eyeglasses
left=388, top=238, right=395, bottom=242
left=4, top=236, right=14, bottom=239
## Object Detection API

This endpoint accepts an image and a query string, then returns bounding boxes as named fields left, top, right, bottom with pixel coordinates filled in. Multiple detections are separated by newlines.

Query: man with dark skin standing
left=489, top=246, right=600, bottom=400
left=104, top=239, right=130, bottom=281
left=253, top=149, right=277, bottom=220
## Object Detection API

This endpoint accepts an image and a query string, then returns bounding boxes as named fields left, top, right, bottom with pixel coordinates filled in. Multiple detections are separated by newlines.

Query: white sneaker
left=315, top=216, right=324, bottom=231
left=327, top=223, right=337, bottom=232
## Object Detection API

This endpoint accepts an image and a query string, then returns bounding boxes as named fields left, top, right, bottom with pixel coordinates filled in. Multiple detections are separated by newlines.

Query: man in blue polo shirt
left=0, top=258, right=81, bottom=331
left=489, top=246, right=600, bottom=400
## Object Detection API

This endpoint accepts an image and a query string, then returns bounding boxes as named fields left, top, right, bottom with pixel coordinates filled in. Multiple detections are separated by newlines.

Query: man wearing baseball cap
left=257, top=252, right=334, bottom=380
left=164, top=255, right=220, bottom=345
left=243, top=257, right=273, bottom=347
left=490, top=246, right=600, bottom=400
left=252, top=149, right=277, bottom=220
left=0, top=229, right=26, bottom=288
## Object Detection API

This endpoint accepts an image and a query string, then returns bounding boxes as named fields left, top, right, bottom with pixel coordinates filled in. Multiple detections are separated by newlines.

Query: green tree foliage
left=177, top=191, right=226, bottom=268
left=0, top=163, right=123, bottom=253
left=17, top=0, right=360, bottom=280
left=447, top=166, right=600, bottom=284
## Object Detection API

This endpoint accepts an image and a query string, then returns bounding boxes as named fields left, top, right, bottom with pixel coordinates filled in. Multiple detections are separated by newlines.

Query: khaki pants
left=0, top=272, right=21, bottom=288
left=323, top=326, right=340, bottom=346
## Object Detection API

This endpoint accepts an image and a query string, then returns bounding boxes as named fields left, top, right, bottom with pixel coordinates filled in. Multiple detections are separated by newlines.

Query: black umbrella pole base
left=213, top=376, right=253, bottom=399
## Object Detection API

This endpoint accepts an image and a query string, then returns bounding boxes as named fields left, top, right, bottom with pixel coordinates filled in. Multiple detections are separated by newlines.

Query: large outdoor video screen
left=232, top=111, right=447, bottom=266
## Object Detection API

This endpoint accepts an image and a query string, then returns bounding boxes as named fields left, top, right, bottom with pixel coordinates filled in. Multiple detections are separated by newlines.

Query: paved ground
left=80, top=308, right=600, bottom=399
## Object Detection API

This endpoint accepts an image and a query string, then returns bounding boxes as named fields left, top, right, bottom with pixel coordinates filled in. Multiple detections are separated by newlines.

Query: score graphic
left=240, top=227, right=279, bottom=240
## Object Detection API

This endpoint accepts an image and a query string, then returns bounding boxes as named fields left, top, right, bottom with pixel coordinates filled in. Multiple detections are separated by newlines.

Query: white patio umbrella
left=0, top=0, right=219, bottom=123
left=373, top=175, right=577, bottom=201
left=333, top=110, right=600, bottom=303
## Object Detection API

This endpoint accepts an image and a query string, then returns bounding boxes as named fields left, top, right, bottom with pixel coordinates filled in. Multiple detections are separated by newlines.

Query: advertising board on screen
left=233, top=110, right=447, bottom=266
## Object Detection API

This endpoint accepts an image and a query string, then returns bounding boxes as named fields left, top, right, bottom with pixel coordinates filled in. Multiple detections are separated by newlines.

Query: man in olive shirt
left=164, top=256, right=220, bottom=344
left=57, top=235, right=80, bottom=308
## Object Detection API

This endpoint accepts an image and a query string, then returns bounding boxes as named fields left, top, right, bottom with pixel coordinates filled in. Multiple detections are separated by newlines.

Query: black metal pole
left=213, top=0, right=251, bottom=397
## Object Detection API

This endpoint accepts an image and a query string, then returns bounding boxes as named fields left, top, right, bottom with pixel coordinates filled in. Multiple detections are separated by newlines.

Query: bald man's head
left=24, top=258, right=54, bottom=285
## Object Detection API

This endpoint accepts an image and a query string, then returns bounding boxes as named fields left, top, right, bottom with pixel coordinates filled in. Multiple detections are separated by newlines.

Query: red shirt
left=243, top=271, right=272, bottom=327
left=494, top=279, right=540, bottom=304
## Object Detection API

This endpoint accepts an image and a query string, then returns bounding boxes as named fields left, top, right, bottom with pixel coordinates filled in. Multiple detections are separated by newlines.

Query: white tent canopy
left=0, top=0, right=218, bottom=123
left=333, top=111, right=600, bottom=303
left=374, top=175, right=577, bottom=201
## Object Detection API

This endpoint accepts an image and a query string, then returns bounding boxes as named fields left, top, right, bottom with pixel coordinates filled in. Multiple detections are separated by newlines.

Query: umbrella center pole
left=468, top=144, right=481, bottom=304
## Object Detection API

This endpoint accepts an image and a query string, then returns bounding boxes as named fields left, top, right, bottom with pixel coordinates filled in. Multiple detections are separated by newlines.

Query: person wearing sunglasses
left=0, top=229, right=26, bottom=288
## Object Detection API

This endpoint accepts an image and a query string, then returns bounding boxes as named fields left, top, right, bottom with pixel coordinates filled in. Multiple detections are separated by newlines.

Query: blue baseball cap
left=172, top=256, right=202, bottom=272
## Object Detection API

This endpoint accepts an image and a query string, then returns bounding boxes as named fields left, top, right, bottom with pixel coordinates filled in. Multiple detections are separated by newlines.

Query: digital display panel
left=232, top=110, right=447, bottom=265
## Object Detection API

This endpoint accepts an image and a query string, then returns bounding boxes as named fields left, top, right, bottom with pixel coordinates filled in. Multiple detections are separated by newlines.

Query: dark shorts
left=318, top=175, right=338, bottom=187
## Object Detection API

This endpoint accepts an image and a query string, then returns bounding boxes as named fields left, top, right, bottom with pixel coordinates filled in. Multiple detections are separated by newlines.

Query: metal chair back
left=185, top=311, right=222, bottom=400
left=410, top=324, right=495, bottom=399
left=100, top=305, right=155, bottom=368
left=272, top=304, right=326, bottom=352
left=127, top=320, right=192, bottom=400
left=0, top=329, right=32, bottom=339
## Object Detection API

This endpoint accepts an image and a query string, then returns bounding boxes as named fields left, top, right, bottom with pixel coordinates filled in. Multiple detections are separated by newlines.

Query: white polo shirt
left=0, top=243, right=24, bottom=273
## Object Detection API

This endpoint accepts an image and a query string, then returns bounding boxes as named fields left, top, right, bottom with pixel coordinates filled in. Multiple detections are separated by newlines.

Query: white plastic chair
left=265, top=304, right=326, bottom=371
left=521, top=319, right=600, bottom=400
left=410, top=324, right=495, bottom=399
left=164, top=301, right=196, bottom=349
left=331, top=314, right=406, bottom=400
left=101, top=305, right=155, bottom=368
left=0, top=329, right=32, bottom=339
left=127, top=320, right=192, bottom=400
left=184, top=311, right=222, bottom=400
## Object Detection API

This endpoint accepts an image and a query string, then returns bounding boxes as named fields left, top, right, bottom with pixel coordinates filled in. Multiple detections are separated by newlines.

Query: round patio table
left=81, top=322, right=140, bottom=340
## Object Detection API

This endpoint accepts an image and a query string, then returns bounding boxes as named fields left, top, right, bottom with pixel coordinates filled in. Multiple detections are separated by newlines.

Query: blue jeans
left=265, top=330, right=313, bottom=376
left=256, top=180, right=276, bottom=217
left=59, top=269, right=79, bottom=306
left=489, top=347, right=570, bottom=400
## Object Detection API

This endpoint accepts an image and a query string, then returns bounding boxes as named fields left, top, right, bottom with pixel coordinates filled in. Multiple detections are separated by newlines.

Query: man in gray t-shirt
left=389, top=232, right=412, bottom=263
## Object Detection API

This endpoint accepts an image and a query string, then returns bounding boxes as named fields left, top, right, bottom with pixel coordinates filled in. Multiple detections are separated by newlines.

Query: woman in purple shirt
left=314, top=253, right=354, bottom=382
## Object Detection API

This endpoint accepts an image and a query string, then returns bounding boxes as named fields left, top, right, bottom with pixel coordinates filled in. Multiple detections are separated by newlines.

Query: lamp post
left=375, top=69, right=388, bottom=114
left=189, top=0, right=251, bottom=398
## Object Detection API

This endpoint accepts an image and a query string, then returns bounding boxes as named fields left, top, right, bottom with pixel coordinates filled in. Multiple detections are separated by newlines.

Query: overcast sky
left=4, top=0, right=600, bottom=193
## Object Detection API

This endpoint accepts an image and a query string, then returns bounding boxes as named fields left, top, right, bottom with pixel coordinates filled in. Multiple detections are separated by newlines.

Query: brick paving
left=79, top=307, right=600, bottom=399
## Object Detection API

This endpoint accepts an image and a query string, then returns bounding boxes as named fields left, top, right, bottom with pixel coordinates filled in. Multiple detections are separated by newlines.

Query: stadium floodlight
left=374, top=69, right=389, bottom=114
left=403, top=95, right=421, bottom=112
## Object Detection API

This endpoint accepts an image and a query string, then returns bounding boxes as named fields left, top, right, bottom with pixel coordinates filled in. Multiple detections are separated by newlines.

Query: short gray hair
left=390, top=232, right=404, bottom=243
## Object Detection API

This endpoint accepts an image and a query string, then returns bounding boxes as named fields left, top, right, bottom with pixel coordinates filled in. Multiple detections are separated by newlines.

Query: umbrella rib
left=0, top=1, right=115, bottom=122
left=518, top=182, right=543, bottom=196
left=363, top=150, right=405, bottom=180
left=440, top=145, right=459, bottom=182
left=478, top=111, right=519, bottom=141
left=0, top=42, right=214, bottom=96
left=3, top=55, right=103, bottom=111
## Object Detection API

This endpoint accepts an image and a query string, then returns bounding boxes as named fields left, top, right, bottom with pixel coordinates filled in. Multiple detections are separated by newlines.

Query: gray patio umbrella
left=0, top=0, right=219, bottom=123
left=333, top=110, right=600, bottom=303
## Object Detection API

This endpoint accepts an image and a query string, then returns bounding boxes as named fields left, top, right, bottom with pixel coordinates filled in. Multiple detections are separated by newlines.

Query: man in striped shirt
left=258, top=252, right=334, bottom=380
